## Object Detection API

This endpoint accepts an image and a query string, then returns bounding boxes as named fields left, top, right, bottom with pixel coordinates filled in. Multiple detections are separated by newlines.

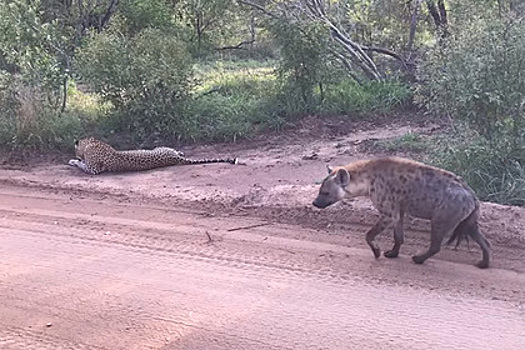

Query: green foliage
left=418, top=16, right=525, bottom=205
left=175, top=0, right=240, bottom=56
left=182, top=59, right=411, bottom=142
left=0, top=72, right=18, bottom=146
left=344, top=0, right=415, bottom=49
left=417, top=18, right=525, bottom=140
left=0, top=73, right=91, bottom=150
left=430, top=127, right=525, bottom=206
left=320, top=80, right=412, bottom=115
left=0, top=0, right=78, bottom=150
left=0, top=0, right=67, bottom=92
left=119, top=0, right=177, bottom=36
left=270, top=20, right=333, bottom=115
left=76, top=28, right=195, bottom=139
left=181, top=59, right=283, bottom=142
left=266, top=18, right=412, bottom=118
left=372, top=132, right=429, bottom=154
left=181, top=94, right=266, bottom=142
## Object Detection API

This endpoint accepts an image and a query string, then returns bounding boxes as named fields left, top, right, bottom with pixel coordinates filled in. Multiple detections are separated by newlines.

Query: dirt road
left=1, top=119, right=524, bottom=349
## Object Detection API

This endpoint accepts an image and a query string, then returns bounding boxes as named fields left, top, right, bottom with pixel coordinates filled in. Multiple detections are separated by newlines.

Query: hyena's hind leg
left=452, top=210, right=491, bottom=269
left=469, top=227, right=491, bottom=269
left=412, top=210, right=466, bottom=265
left=384, top=210, right=405, bottom=258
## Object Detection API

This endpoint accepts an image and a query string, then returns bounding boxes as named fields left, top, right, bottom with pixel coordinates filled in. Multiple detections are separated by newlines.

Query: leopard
left=68, top=137, right=238, bottom=175
left=312, top=157, right=491, bottom=269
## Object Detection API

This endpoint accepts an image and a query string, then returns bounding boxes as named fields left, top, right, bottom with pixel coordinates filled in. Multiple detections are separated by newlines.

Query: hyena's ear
left=335, top=168, right=350, bottom=187
left=326, top=164, right=334, bottom=174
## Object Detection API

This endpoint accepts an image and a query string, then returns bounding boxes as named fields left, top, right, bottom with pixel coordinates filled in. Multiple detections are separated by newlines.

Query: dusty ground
left=1, top=117, right=524, bottom=349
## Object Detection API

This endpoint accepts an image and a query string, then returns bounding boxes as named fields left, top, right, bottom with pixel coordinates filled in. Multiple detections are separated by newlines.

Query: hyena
left=312, top=157, right=491, bottom=268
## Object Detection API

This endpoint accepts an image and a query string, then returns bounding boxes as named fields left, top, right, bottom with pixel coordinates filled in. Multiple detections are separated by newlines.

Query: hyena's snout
left=312, top=197, right=330, bottom=209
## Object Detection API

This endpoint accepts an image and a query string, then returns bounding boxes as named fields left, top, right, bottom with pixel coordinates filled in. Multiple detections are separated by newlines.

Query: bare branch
left=438, top=0, right=447, bottom=26
left=205, top=231, right=214, bottom=244
left=215, top=40, right=255, bottom=51
left=241, top=0, right=406, bottom=81
left=329, top=49, right=363, bottom=85
left=237, top=0, right=279, bottom=19
left=361, top=46, right=408, bottom=69
left=301, top=0, right=382, bottom=80
left=329, top=27, right=382, bottom=80
left=100, top=0, right=119, bottom=31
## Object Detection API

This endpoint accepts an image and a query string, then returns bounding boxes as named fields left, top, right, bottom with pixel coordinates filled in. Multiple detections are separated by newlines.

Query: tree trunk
left=426, top=0, right=448, bottom=39
left=407, top=0, right=424, bottom=55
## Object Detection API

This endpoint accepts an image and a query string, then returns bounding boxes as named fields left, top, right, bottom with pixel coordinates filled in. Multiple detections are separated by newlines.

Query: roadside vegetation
left=0, top=0, right=523, bottom=205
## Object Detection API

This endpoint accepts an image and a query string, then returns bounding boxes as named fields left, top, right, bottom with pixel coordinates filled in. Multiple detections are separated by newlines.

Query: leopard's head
left=73, top=137, right=97, bottom=160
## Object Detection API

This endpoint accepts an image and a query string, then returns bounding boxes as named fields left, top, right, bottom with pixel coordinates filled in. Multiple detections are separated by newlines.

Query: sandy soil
left=1, top=117, right=524, bottom=349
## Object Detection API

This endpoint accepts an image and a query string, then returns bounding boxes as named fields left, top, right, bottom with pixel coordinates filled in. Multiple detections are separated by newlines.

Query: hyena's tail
left=446, top=206, right=491, bottom=249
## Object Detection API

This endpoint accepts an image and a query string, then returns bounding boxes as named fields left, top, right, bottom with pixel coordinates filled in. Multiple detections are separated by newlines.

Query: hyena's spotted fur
left=313, top=157, right=491, bottom=268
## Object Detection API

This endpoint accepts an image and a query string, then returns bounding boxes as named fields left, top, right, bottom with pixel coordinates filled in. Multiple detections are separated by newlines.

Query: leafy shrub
left=185, top=59, right=412, bottom=142
left=119, top=0, right=175, bottom=36
left=417, top=18, right=525, bottom=141
left=372, top=132, right=429, bottom=154
left=183, top=61, right=282, bottom=142
left=76, top=28, right=195, bottom=140
left=0, top=73, right=19, bottom=147
left=270, top=20, right=332, bottom=116
left=321, top=79, right=412, bottom=115
left=418, top=17, right=525, bottom=205
left=430, top=128, right=525, bottom=206
left=0, top=0, right=66, bottom=91
left=0, top=0, right=78, bottom=150
left=0, top=73, right=89, bottom=150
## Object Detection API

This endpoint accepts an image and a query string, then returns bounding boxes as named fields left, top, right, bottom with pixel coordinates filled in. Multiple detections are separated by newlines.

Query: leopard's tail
left=180, top=157, right=239, bottom=165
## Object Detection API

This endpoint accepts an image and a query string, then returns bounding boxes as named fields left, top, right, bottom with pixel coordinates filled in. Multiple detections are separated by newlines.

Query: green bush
left=430, top=128, right=525, bottom=206
left=0, top=0, right=66, bottom=91
left=0, top=0, right=78, bottom=150
left=418, top=17, right=525, bottom=205
left=183, top=61, right=283, bottom=142
left=417, top=19, right=525, bottom=141
left=0, top=73, right=18, bottom=147
left=270, top=20, right=332, bottom=116
left=182, top=94, right=261, bottom=142
left=184, top=59, right=412, bottom=142
left=0, top=73, right=89, bottom=150
left=321, top=79, right=412, bottom=116
left=76, top=28, right=195, bottom=140
left=119, top=0, right=175, bottom=36
left=371, top=132, right=429, bottom=154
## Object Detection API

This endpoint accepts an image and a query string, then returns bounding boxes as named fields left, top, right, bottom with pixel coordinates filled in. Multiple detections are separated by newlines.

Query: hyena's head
left=312, top=165, right=351, bottom=209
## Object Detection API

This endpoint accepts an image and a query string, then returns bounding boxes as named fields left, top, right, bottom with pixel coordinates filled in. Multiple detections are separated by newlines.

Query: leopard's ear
left=74, top=139, right=79, bottom=146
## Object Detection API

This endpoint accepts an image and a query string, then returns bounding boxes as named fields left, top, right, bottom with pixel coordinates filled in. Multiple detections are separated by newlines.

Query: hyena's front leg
left=384, top=211, right=404, bottom=258
left=366, top=215, right=397, bottom=258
